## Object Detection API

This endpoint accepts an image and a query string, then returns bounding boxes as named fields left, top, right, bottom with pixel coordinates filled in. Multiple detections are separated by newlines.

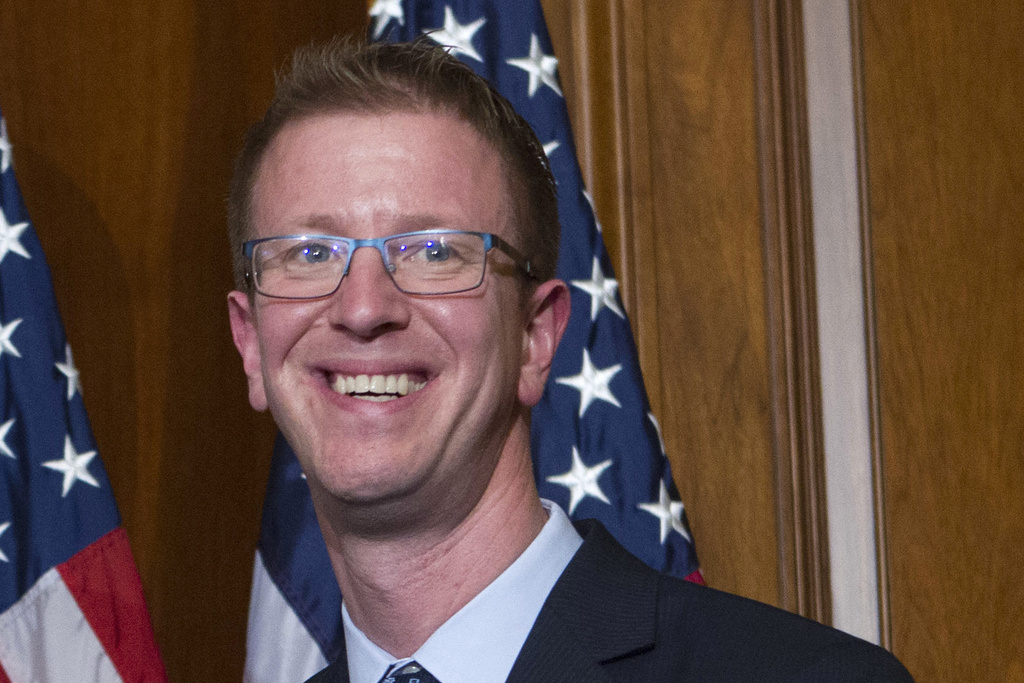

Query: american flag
left=244, top=2, right=701, bottom=680
left=0, top=112, right=166, bottom=681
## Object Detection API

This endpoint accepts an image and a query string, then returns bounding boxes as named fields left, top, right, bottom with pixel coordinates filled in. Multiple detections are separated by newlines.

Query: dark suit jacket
left=307, top=520, right=913, bottom=682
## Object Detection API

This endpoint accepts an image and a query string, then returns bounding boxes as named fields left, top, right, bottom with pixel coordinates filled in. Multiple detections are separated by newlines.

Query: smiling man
left=227, top=39, right=912, bottom=683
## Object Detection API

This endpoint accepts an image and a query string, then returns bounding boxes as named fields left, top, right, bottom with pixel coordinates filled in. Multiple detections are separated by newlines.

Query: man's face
left=228, top=111, right=565, bottom=519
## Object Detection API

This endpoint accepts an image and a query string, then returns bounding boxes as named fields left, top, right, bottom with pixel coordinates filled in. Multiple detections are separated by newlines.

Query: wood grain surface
left=859, top=1, right=1024, bottom=679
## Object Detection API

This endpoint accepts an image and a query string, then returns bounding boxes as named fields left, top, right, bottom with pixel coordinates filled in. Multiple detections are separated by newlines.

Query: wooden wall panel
left=633, top=0, right=780, bottom=606
left=859, top=1, right=1024, bottom=679
left=0, top=1, right=367, bottom=678
left=543, top=0, right=787, bottom=607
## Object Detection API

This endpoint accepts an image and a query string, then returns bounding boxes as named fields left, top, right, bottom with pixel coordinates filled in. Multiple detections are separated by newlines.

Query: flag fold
left=0, top=109, right=166, bottom=682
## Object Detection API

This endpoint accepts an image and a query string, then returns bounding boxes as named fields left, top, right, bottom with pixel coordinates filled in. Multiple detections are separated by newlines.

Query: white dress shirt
left=342, top=499, right=583, bottom=683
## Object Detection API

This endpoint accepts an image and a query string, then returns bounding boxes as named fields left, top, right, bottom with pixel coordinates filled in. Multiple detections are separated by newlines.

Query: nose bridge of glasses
left=345, top=237, right=397, bottom=279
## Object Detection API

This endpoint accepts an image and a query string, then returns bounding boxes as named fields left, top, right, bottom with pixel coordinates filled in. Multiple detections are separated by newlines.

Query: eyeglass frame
left=242, top=229, right=536, bottom=299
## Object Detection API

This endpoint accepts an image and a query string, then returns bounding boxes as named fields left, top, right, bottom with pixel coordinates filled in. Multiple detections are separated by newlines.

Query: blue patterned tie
left=377, top=661, right=440, bottom=683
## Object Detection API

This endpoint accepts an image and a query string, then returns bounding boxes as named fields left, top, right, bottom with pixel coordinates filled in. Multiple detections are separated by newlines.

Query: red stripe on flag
left=684, top=569, right=706, bottom=585
left=57, top=528, right=167, bottom=682
left=0, top=662, right=11, bottom=683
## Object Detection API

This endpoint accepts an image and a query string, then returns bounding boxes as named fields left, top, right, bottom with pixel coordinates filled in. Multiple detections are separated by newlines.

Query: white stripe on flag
left=0, top=567, right=122, bottom=683
left=245, top=550, right=329, bottom=683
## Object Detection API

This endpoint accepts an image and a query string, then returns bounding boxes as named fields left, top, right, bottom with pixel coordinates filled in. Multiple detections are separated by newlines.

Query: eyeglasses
left=243, top=229, right=534, bottom=299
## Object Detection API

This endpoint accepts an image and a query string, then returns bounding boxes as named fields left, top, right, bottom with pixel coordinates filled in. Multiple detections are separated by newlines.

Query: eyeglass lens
left=252, top=232, right=489, bottom=298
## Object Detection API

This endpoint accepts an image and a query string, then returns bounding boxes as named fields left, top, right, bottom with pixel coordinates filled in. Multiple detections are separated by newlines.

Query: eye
left=388, top=233, right=477, bottom=271
left=300, top=242, right=334, bottom=264
left=422, top=240, right=452, bottom=262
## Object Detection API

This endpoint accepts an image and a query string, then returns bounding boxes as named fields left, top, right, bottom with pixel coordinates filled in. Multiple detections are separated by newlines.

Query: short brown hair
left=227, top=37, right=560, bottom=290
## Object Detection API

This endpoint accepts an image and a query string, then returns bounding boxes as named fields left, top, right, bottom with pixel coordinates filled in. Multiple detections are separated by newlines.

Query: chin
left=309, top=457, right=421, bottom=506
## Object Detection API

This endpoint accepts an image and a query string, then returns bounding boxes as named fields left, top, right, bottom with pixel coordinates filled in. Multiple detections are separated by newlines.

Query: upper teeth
left=332, top=373, right=426, bottom=401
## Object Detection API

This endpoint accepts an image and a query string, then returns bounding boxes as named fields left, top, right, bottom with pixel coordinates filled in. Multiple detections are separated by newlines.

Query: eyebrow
left=290, top=212, right=464, bottom=234
left=295, top=214, right=344, bottom=233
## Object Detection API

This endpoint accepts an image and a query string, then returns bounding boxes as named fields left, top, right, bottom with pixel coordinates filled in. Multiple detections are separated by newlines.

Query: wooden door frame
left=752, top=0, right=832, bottom=625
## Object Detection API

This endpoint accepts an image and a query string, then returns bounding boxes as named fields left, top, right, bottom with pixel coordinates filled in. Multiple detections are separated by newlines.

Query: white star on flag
left=42, top=435, right=101, bottom=497
left=0, top=317, right=23, bottom=359
left=547, top=447, right=613, bottom=514
left=425, top=6, right=486, bottom=63
left=543, top=139, right=560, bottom=158
left=556, top=348, right=622, bottom=418
left=583, top=190, right=603, bottom=233
left=56, top=343, right=83, bottom=400
left=572, top=257, right=625, bottom=321
left=507, top=33, right=562, bottom=97
left=369, top=0, right=404, bottom=40
left=0, top=521, right=10, bottom=562
left=638, top=479, right=691, bottom=544
left=648, top=412, right=666, bottom=455
left=0, top=117, right=12, bottom=173
left=0, top=418, right=14, bottom=459
left=0, top=207, right=30, bottom=264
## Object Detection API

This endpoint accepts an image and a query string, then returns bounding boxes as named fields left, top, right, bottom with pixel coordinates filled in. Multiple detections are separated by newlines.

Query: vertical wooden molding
left=847, top=0, right=892, bottom=650
left=605, top=1, right=633, bottom=322
left=564, top=0, right=595, bottom=188
left=614, top=0, right=664, bottom=420
left=752, top=0, right=831, bottom=622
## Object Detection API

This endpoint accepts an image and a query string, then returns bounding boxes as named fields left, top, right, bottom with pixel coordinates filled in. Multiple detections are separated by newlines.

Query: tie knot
left=379, top=660, right=440, bottom=683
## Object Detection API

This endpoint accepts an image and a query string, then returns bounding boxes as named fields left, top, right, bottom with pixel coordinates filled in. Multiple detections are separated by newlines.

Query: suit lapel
left=505, top=602, right=612, bottom=683
left=506, top=520, right=659, bottom=683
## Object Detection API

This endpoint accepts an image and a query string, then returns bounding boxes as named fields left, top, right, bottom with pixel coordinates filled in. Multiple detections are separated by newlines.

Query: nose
left=326, top=245, right=410, bottom=338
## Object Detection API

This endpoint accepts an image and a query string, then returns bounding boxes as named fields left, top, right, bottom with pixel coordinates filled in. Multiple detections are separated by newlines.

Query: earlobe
left=227, top=290, right=269, bottom=412
left=518, top=279, right=572, bottom=407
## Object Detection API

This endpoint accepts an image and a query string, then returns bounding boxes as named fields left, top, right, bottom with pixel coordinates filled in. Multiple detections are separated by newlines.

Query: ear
left=518, top=278, right=572, bottom=407
left=227, top=290, right=269, bottom=412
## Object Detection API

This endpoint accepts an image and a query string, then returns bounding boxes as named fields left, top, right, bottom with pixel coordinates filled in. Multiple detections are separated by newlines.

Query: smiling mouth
left=331, top=373, right=428, bottom=402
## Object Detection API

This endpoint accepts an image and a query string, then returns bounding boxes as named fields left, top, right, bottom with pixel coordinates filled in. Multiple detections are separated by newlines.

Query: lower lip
left=348, top=394, right=403, bottom=403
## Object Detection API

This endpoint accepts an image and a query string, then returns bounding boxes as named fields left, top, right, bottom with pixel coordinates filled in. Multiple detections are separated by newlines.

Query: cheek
left=255, top=301, right=324, bottom=365
left=476, top=294, right=527, bottom=381
left=429, top=294, right=522, bottom=382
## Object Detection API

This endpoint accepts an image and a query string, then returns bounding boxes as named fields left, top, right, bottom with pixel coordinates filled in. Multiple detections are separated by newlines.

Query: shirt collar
left=343, top=500, right=583, bottom=683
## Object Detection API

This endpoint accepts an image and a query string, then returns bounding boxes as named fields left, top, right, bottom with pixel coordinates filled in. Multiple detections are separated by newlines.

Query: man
left=227, top=39, right=912, bottom=682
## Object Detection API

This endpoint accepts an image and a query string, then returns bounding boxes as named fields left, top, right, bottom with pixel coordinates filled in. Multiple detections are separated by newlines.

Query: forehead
left=251, top=110, right=514, bottom=239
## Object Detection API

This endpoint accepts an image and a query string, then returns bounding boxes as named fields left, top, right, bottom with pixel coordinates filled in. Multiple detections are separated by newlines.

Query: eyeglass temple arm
left=488, top=234, right=534, bottom=278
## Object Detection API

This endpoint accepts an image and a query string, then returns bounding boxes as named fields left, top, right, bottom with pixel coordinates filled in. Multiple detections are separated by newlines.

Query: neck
left=314, top=424, right=546, bottom=658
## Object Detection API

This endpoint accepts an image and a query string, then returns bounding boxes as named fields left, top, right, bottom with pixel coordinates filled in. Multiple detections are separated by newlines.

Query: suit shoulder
left=565, top=520, right=912, bottom=680
left=655, top=576, right=913, bottom=681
